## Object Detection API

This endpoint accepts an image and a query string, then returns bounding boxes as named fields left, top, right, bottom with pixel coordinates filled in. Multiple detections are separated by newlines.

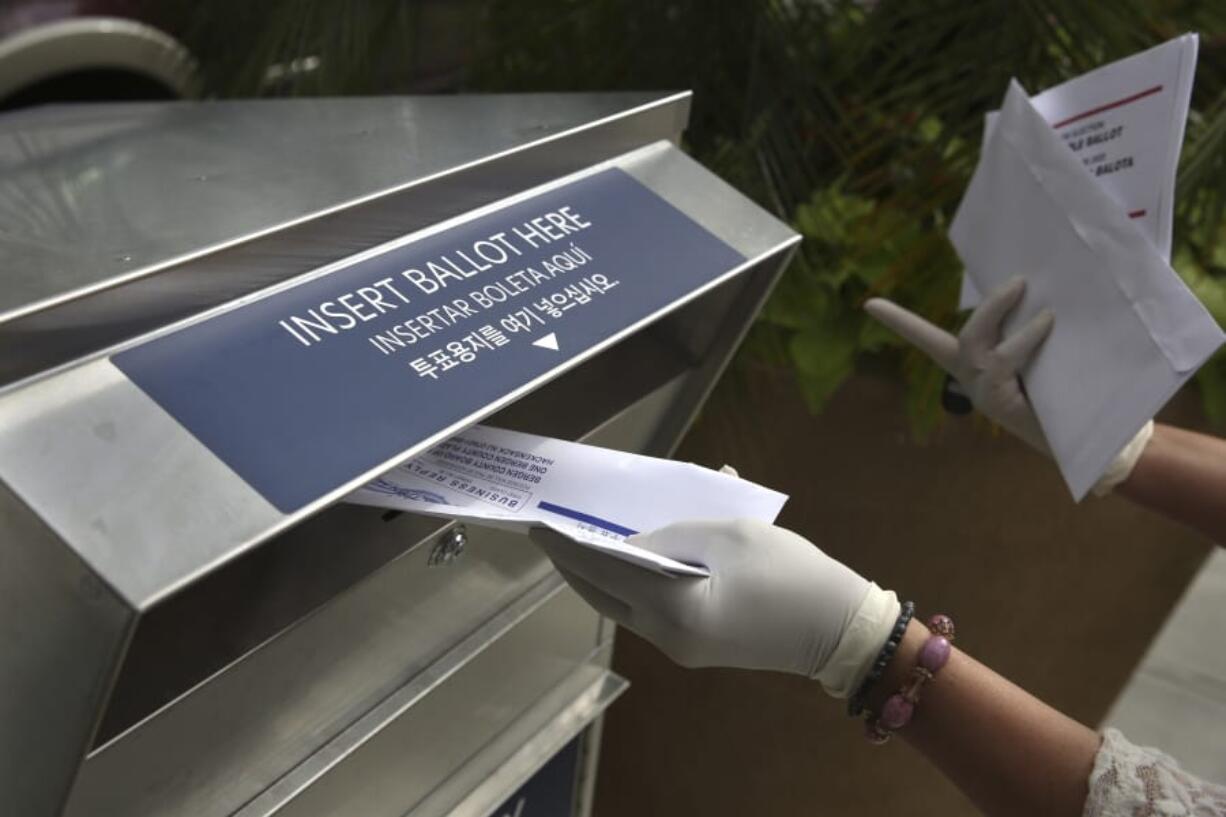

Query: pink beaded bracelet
left=865, top=613, right=955, bottom=744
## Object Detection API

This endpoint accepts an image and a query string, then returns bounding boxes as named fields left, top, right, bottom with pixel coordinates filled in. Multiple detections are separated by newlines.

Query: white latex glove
left=531, top=519, right=900, bottom=698
left=865, top=277, right=1053, bottom=450
left=865, top=277, right=1152, bottom=494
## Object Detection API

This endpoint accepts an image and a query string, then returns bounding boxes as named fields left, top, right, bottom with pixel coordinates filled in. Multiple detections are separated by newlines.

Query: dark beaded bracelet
left=848, top=600, right=915, bottom=717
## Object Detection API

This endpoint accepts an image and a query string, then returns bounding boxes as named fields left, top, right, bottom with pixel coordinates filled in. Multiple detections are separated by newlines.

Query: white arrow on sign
left=532, top=332, right=560, bottom=351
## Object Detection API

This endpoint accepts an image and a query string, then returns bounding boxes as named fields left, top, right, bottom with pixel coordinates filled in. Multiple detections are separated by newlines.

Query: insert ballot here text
left=276, top=205, right=619, bottom=380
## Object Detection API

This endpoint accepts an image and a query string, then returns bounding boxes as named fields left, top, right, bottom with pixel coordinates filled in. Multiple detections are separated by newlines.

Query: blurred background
left=3, top=2, right=1223, bottom=814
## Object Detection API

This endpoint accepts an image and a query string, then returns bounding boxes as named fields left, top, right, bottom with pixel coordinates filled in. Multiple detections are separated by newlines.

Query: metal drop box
left=0, top=92, right=798, bottom=816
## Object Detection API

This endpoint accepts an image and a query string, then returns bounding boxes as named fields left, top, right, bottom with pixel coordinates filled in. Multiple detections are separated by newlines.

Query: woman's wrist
left=862, top=616, right=1101, bottom=817
left=1091, top=419, right=1154, bottom=496
left=863, top=618, right=930, bottom=715
left=815, top=583, right=901, bottom=697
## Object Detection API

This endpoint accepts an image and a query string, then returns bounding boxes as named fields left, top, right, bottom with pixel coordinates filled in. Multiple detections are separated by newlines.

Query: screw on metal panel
left=428, top=524, right=467, bottom=567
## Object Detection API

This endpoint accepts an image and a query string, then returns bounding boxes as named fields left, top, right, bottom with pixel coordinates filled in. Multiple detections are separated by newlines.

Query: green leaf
left=788, top=324, right=856, bottom=412
left=858, top=312, right=903, bottom=352
left=792, top=181, right=876, bottom=247
left=760, top=259, right=832, bottom=330
left=1174, top=250, right=1226, bottom=328
left=1196, top=354, right=1226, bottom=431
left=903, top=354, right=947, bottom=442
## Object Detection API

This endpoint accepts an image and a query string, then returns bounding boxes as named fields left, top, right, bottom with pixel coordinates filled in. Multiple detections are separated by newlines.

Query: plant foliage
left=172, top=0, right=1226, bottom=432
left=474, top=0, right=1226, bottom=432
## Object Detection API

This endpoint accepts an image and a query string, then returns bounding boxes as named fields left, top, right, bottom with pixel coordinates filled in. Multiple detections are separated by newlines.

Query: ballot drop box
left=0, top=93, right=799, bottom=817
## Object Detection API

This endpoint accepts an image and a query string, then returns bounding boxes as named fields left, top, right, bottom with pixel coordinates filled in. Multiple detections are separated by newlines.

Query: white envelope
left=347, top=425, right=789, bottom=576
left=961, top=34, right=1198, bottom=307
left=949, top=80, right=1225, bottom=499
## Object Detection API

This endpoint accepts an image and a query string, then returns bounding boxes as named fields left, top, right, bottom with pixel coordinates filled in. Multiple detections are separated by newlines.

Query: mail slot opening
left=90, top=262, right=768, bottom=749
left=1, top=91, right=801, bottom=817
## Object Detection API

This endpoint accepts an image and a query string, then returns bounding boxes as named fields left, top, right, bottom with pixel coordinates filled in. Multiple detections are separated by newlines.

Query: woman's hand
left=865, top=277, right=1054, bottom=451
left=532, top=519, right=898, bottom=695
left=535, top=519, right=1102, bottom=817
left=866, top=277, right=1153, bottom=495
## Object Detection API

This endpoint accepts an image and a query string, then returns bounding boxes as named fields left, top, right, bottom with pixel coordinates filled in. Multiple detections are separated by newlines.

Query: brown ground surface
left=593, top=368, right=1212, bottom=817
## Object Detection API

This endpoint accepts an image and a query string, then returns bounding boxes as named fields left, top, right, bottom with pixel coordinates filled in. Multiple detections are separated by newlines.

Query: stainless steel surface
left=0, top=139, right=798, bottom=612
left=623, top=140, right=797, bottom=259
left=0, top=358, right=281, bottom=609
left=65, top=523, right=556, bottom=817
left=231, top=572, right=572, bottom=817
left=0, top=92, right=676, bottom=316
left=96, top=346, right=699, bottom=748
left=0, top=17, right=200, bottom=100
left=430, top=524, right=469, bottom=567
left=66, top=368, right=700, bottom=817
left=92, top=506, right=456, bottom=747
left=0, top=478, right=134, bottom=817
left=0, top=92, right=690, bottom=385
left=249, top=588, right=602, bottom=817
left=410, top=664, right=626, bottom=817
left=574, top=706, right=608, bottom=817
left=0, top=93, right=801, bottom=817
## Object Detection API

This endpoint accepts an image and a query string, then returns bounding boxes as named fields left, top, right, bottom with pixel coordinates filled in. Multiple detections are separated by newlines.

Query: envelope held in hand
left=949, top=80, right=1224, bottom=500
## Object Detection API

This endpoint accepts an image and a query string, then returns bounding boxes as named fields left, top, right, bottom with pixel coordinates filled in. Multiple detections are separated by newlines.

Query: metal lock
left=428, top=524, right=467, bottom=567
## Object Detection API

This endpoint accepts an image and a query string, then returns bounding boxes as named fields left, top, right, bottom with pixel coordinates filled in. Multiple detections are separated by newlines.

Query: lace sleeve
left=1083, top=728, right=1226, bottom=816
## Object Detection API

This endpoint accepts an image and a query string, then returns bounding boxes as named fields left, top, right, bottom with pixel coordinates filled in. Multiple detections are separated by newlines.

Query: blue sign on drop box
left=113, top=168, right=747, bottom=513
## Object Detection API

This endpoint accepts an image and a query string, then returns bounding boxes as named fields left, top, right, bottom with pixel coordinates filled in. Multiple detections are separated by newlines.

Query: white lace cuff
left=1083, top=728, right=1226, bottom=816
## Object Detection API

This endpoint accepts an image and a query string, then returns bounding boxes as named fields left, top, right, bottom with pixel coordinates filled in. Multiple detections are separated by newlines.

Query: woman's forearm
left=1116, top=423, right=1226, bottom=545
left=867, top=620, right=1100, bottom=817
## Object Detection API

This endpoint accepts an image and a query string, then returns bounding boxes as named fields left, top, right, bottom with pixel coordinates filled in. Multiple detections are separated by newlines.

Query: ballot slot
left=68, top=262, right=769, bottom=813
left=86, top=264, right=763, bottom=751
left=0, top=92, right=799, bottom=817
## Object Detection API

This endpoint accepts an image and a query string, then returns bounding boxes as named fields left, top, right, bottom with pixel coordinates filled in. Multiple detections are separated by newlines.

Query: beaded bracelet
left=864, top=613, right=956, bottom=744
left=848, top=600, right=915, bottom=717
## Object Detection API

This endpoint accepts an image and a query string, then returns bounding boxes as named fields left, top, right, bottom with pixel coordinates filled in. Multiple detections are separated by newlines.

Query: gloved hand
left=532, top=519, right=900, bottom=698
left=865, top=277, right=1053, bottom=450
left=865, top=277, right=1152, bottom=495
